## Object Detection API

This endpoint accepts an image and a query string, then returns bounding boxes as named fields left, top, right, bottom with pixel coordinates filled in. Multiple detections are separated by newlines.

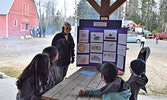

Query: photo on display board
left=78, top=43, right=89, bottom=53
left=77, top=55, right=89, bottom=64
left=117, top=45, right=126, bottom=56
left=90, top=43, right=103, bottom=53
left=118, top=34, right=127, bottom=45
left=103, top=52, right=116, bottom=62
left=103, top=41, right=117, bottom=51
left=90, top=32, right=103, bottom=42
left=79, top=30, right=89, bottom=42
left=117, top=55, right=124, bottom=69
left=90, top=53, right=102, bottom=63
left=104, top=30, right=117, bottom=40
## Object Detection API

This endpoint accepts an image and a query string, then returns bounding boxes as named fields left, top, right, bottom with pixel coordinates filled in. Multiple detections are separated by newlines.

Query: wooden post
left=87, top=0, right=127, bottom=20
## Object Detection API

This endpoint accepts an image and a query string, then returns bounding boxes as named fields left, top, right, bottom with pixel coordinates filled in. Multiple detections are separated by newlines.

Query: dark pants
left=140, top=42, right=145, bottom=47
left=56, top=65, right=69, bottom=80
left=62, top=65, right=69, bottom=78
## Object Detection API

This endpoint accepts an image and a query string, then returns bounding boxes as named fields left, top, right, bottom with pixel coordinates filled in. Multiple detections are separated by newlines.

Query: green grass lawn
left=0, top=67, right=23, bottom=78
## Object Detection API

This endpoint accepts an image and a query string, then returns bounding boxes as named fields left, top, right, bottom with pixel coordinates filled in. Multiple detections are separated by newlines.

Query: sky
left=57, top=0, right=79, bottom=17
left=35, top=0, right=80, bottom=17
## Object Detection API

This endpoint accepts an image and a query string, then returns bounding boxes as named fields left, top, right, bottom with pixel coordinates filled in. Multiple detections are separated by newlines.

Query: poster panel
left=77, top=20, right=127, bottom=72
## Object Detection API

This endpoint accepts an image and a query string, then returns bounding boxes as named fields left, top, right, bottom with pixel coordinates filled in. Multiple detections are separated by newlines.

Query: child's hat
left=130, top=59, right=145, bottom=75
left=96, top=62, right=118, bottom=83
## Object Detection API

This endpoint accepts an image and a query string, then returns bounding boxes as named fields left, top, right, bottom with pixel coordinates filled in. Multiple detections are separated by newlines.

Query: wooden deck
left=42, top=67, right=105, bottom=100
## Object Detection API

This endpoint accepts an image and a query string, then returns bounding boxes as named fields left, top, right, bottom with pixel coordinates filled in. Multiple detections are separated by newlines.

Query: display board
left=77, top=19, right=128, bottom=72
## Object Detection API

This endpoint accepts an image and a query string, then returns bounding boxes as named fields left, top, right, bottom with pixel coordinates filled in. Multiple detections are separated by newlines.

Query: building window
left=21, top=23, right=29, bottom=31
left=22, top=3, right=29, bottom=16
left=26, top=24, right=29, bottom=30
left=14, top=20, right=17, bottom=26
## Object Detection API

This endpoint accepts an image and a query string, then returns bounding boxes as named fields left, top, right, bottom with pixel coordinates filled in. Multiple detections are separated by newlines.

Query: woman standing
left=51, top=22, right=75, bottom=79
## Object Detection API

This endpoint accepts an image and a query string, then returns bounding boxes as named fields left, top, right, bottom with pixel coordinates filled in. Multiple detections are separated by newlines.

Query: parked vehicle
left=127, top=34, right=141, bottom=43
left=143, top=30, right=154, bottom=39
left=135, top=27, right=154, bottom=39
left=154, top=32, right=167, bottom=40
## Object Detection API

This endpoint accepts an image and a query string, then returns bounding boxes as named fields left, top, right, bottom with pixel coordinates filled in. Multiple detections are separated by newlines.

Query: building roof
left=0, top=0, right=38, bottom=18
left=122, top=20, right=137, bottom=26
left=0, top=0, right=14, bottom=15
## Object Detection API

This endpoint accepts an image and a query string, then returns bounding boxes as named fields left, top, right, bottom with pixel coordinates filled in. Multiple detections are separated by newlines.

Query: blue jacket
left=85, top=78, right=131, bottom=100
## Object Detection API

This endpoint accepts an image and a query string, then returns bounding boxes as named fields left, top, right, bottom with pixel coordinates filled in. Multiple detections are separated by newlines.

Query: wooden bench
left=42, top=67, right=105, bottom=100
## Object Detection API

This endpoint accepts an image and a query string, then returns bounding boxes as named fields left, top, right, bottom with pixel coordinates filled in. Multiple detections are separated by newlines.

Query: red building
left=0, top=0, right=38, bottom=37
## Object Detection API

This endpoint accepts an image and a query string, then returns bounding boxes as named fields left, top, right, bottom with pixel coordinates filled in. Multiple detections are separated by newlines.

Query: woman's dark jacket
left=52, top=32, right=75, bottom=66
left=137, top=47, right=150, bottom=62
left=16, top=76, right=46, bottom=100
left=126, top=73, right=148, bottom=100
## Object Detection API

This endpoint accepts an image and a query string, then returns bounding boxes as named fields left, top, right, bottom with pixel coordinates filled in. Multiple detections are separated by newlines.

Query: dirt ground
left=125, top=40, right=167, bottom=97
left=0, top=35, right=167, bottom=97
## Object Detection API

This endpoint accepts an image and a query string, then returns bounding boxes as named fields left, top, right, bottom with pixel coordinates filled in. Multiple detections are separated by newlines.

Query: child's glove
left=71, top=56, right=75, bottom=64
left=79, top=89, right=85, bottom=96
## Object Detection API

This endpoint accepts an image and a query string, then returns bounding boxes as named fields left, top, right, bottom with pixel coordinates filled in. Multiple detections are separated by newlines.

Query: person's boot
left=141, top=86, right=147, bottom=93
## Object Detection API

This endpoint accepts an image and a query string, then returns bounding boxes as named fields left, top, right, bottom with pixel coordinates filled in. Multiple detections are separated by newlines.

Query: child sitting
left=42, top=46, right=63, bottom=89
left=16, top=53, right=50, bottom=100
left=79, top=62, right=131, bottom=100
left=127, top=59, right=148, bottom=100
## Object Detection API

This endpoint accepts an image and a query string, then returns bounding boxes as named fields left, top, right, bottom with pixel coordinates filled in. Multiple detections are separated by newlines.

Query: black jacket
left=16, top=76, right=45, bottom=100
left=52, top=32, right=75, bottom=66
left=47, top=61, right=63, bottom=89
left=127, top=73, right=148, bottom=100
left=137, top=47, right=150, bottom=62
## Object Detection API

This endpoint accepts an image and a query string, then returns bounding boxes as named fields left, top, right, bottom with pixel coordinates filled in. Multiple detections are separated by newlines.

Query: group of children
left=16, top=46, right=60, bottom=100
left=79, top=47, right=150, bottom=100
left=79, top=59, right=148, bottom=100
left=15, top=45, right=149, bottom=100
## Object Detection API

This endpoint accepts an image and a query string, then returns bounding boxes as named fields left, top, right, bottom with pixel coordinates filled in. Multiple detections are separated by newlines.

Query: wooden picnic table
left=42, top=67, right=105, bottom=100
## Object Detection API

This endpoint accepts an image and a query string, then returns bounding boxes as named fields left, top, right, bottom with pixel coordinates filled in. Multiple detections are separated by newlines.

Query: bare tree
left=160, top=0, right=167, bottom=32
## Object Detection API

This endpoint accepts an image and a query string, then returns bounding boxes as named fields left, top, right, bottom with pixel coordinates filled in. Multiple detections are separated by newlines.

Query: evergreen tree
left=54, top=11, right=61, bottom=31
left=140, top=0, right=156, bottom=31
left=125, top=0, right=141, bottom=24
left=76, top=0, right=99, bottom=21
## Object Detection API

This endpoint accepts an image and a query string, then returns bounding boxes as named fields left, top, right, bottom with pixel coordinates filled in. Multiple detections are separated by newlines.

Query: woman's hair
left=64, top=22, right=71, bottom=27
left=42, top=46, right=58, bottom=64
left=16, top=53, right=50, bottom=91
left=62, top=22, right=71, bottom=32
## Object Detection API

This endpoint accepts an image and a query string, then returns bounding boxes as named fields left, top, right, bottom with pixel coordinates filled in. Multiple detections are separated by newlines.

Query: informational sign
left=77, top=20, right=128, bottom=72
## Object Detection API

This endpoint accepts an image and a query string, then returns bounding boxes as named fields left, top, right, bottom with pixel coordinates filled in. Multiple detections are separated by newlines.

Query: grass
left=150, top=87, right=167, bottom=97
left=151, top=90, right=166, bottom=96
left=0, top=67, right=23, bottom=78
